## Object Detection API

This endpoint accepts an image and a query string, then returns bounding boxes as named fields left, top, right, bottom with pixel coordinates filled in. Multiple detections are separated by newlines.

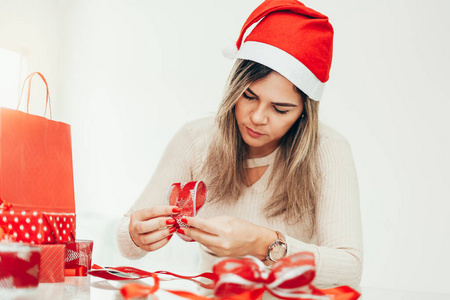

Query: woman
left=117, top=0, right=362, bottom=288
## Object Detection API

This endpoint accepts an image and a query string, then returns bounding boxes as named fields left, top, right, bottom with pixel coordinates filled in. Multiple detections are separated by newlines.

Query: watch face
left=269, top=242, right=287, bottom=261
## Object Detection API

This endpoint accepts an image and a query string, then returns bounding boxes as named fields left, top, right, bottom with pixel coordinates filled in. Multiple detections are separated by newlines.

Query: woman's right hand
left=129, top=205, right=180, bottom=252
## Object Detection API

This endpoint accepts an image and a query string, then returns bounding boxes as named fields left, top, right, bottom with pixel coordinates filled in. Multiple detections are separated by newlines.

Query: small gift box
left=39, top=244, right=65, bottom=283
left=64, top=239, right=93, bottom=276
left=0, top=242, right=41, bottom=289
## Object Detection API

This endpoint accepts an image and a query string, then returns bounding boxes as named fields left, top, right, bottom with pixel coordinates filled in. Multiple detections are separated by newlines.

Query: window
left=0, top=48, right=26, bottom=109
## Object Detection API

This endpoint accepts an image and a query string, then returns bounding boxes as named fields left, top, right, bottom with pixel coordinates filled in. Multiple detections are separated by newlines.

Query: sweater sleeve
left=116, top=122, right=200, bottom=259
left=284, top=133, right=363, bottom=287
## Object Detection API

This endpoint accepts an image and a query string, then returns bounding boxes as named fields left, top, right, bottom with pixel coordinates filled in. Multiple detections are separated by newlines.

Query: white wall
left=318, top=0, right=450, bottom=293
left=0, top=0, right=68, bottom=116
left=1, top=0, right=449, bottom=294
left=312, top=0, right=450, bottom=294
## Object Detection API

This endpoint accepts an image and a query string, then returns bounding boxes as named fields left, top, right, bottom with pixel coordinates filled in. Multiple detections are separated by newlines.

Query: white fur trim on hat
left=236, top=41, right=325, bottom=101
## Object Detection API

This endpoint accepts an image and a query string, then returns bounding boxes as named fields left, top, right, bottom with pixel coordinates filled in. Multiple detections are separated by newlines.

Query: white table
left=2, top=276, right=450, bottom=300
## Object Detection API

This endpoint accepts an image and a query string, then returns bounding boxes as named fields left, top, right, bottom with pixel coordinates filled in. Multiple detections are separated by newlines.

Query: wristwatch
left=265, top=231, right=287, bottom=263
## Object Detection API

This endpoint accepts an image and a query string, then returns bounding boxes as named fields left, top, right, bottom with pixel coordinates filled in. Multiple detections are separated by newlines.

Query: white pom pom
left=222, top=40, right=238, bottom=59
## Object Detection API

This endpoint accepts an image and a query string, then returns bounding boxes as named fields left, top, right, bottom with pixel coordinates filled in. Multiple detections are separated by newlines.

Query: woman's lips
left=246, top=126, right=264, bottom=138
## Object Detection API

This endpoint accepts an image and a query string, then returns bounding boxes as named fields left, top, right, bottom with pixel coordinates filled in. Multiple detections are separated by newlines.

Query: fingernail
left=167, top=235, right=173, bottom=241
left=177, top=228, right=185, bottom=235
left=172, top=207, right=181, bottom=213
left=169, top=227, right=177, bottom=234
left=166, top=219, right=176, bottom=225
left=181, top=218, right=187, bottom=224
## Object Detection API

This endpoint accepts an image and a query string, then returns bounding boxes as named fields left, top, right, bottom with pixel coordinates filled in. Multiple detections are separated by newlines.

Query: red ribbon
left=89, top=264, right=216, bottom=289
left=90, top=264, right=216, bottom=300
left=121, top=279, right=159, bottom=299
left=212, top=252, right=360, bottom=300
left=90, top=252, right=360, bottom=300
left=167, top=181, right=207, bottom=242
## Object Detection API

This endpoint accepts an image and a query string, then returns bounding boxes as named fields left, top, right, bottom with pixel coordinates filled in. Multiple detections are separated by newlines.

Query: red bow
left=213, top=252, right=317, bottom=299
left=213, top=252, right=359, bottom=300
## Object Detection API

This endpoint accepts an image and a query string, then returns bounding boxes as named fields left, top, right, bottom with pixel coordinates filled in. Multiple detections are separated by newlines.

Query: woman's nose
left=250, top=104, right=268, bottom=125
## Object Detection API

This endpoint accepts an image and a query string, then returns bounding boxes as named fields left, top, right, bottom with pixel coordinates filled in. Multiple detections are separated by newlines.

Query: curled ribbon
left=91, top=252, right=360, bottom=300
left=89, top=264, right=216, bottom=289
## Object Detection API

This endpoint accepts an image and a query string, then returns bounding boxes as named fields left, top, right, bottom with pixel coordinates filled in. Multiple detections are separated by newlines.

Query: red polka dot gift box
left=0, top=72, right=76, bottom=245
left=0, top=210, right=75, bottom=244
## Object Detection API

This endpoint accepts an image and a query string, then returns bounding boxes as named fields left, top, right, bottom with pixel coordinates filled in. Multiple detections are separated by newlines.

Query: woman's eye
left=243, top=92, right=256, bottom=100
left=274, top=107, right=288, bottom=114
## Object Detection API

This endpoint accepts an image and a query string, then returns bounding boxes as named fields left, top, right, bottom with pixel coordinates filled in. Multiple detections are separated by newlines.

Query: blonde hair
left=201, top=59, right=321, bottom=235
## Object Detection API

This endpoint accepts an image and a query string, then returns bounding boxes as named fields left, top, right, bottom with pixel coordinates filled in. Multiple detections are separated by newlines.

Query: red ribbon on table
left=90, top=252, right=360, bottom=300
left=89, top=264, right=217, bottom=289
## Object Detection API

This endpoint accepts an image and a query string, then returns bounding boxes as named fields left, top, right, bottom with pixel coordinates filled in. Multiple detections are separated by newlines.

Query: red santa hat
left=224, top=0, right=334, bottom=101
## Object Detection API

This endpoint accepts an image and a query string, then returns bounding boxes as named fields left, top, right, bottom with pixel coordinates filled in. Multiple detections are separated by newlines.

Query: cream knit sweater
left=116, top=116, right=363, bottom=287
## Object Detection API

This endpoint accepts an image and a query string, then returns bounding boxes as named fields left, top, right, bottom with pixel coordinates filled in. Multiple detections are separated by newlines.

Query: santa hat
left=224, top=0, right=334, bottom=101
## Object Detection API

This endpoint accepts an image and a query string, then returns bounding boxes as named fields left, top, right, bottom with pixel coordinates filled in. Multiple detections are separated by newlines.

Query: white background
left=1, top=0, right=449, bottom=295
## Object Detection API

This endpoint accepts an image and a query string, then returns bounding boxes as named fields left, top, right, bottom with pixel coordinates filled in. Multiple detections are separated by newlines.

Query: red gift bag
left=0, top=72, right=76, bottom=244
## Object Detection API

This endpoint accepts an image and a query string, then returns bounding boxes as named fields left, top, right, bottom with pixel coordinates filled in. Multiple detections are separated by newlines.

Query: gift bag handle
left=17, top=72, right=52, bottom=119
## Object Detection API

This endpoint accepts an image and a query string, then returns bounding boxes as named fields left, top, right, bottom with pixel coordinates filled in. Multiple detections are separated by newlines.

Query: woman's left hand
left=179, top=216, right=277, bottom=259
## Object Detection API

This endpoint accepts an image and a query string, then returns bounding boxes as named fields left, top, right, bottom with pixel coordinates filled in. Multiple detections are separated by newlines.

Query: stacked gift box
left=0, top=72, right=92, bottom=289
left=0, top=200, right=76, bottom=284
